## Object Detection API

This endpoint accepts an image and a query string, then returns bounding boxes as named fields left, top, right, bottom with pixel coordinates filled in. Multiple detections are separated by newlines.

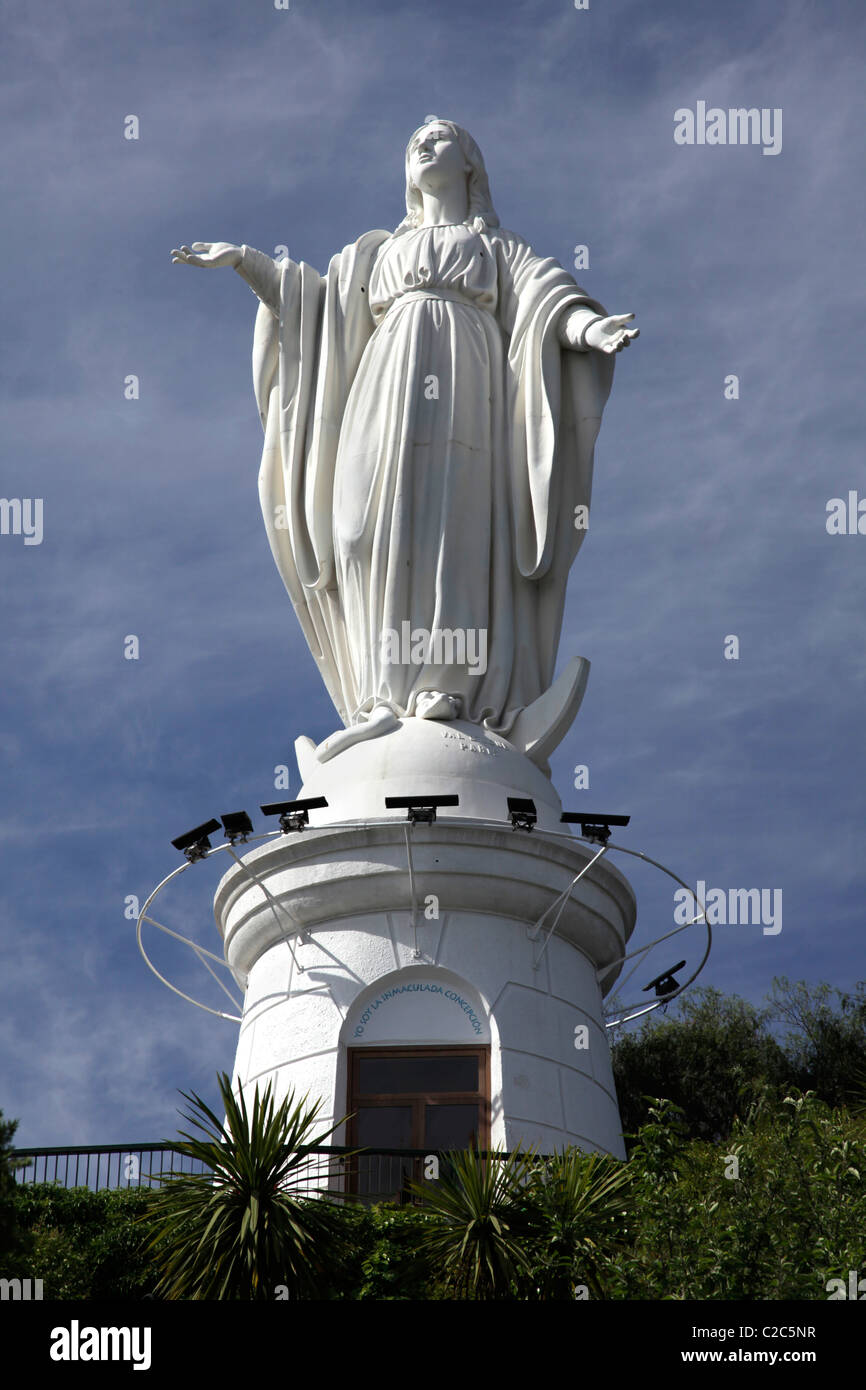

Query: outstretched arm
left=558, top=305, right=639, bottom=354
left=493, top=232, right=638, bottom=354
left=171, top=241, right=281, bottom=316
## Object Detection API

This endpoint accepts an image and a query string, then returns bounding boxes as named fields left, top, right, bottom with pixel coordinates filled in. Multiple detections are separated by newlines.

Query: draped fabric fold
left=251, top=226, right=614, bottom=737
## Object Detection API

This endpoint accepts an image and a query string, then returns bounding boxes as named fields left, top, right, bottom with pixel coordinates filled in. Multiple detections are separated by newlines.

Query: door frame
left=345, top=1045, right=491, bottom=1199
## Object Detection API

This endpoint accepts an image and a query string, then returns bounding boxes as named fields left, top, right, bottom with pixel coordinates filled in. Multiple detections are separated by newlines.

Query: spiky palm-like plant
left=142, top=1072, right=346, bottom=1300
left=522, top=1147, right=633, bottom=1299
left=408, top=1146, right=537, bottom=1300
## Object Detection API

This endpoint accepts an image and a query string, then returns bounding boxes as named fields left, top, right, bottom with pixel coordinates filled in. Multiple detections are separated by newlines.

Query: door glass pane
left=358, top=1055, right=478, bottom=1095
left=424, top=1103, right=480, bottom=1150
left=356, top=1105, right=413, bottom=1148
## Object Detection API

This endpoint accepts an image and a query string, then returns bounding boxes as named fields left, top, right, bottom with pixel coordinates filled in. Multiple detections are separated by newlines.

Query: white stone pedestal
left=213, top=719, right=636, bottom=1157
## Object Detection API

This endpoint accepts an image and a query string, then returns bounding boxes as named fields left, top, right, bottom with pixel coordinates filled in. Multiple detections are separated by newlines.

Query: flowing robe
left=241, top=223, right=614, bottom=736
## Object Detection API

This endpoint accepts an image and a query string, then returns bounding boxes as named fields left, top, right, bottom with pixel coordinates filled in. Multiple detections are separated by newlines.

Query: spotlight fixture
left=171, top=818, right=222, bottom=863
left=560, top=811, right=630, bottom=844
left=384, top=794, right=459, bottom=825
left=643, top=961, right=686, bottom=998
left=260, top=797, right=328, bottom=833
left=507, top=797, right=537, bottom=832
left=220, top=810, right=254, bottom=845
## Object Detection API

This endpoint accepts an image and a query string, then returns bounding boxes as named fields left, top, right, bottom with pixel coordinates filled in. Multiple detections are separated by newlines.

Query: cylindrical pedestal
left=214, top=810, right=636, bottom=1157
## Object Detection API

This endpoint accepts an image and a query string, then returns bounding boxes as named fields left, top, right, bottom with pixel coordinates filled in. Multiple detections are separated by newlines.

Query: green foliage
left=141, top=1072, right=348, bottom=1300
left=354, top=1204, right=445, bottom=1300
left=12, top=980, right=866, bottom=1303
left=610, top=979, right=866, bottom=1143
left=11, top=1089, right=866, bottom=1301
left=769, top=978, right=866, bottom=1110
left=607, top=1092, right=866, bottom=1300
left=407, top=1146, right=538, bottom=1299
left=14, top=1185, right=155, bottom=1299
left=612, top=986, right=790, bottom=1143
left=0, top=1111, right=33, bottom=1277
left=519, top=1148, right=634, bottom=1299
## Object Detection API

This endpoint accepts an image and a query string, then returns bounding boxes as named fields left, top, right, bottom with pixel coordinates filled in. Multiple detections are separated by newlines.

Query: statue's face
left=407, top=122, right=470, bottom=191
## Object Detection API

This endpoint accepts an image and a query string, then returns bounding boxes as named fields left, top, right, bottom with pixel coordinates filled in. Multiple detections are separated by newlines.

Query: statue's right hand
left=171, top=242, right=242, bottom=269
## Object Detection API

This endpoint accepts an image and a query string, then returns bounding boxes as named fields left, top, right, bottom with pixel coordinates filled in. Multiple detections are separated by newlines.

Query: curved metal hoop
left=136, top=839, right=273, bottom=1022
left=136, top=818, right=709, bottom=1029
left=582, top=838, right=712, bottom=1028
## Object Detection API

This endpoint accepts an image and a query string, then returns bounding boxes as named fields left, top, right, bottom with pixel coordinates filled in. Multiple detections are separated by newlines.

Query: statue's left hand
left=585, top=313, right=639, bottom=354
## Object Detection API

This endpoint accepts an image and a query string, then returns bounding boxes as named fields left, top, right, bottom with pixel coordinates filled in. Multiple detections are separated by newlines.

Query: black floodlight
left=643, top=961, right=687, bottom=998
left=260, top=796, right=328, bottom=833
left=561, top=811, right=630, bottom=844
left=385, top=794, right=459, bottom=825
left=171, top=818, right=222, bottom=863
left=221, top=810, right=254, bottom=845
left=507, top=797, right=537, bottom=832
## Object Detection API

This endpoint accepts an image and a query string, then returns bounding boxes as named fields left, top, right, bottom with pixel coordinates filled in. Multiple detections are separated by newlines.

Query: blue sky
left=2, top=0, right=864, bottom=1146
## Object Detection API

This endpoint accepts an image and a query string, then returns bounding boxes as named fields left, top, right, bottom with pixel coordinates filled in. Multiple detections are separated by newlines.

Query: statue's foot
left=314, top=704, right=399, bottom=764
left=415, top=691, right=461, bottom=721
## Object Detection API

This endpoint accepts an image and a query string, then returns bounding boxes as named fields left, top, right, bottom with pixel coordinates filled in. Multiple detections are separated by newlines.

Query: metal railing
left=12, top=1145, right=211, bottom=1193
left=11, top=1144, right=478, bottom=1203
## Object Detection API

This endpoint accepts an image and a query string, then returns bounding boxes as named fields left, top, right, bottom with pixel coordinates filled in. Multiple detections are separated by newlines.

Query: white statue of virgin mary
left=173, top=118, right=637, bottom=768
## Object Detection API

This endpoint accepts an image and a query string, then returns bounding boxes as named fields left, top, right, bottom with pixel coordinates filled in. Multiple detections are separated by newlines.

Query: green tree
left=0, top=1111, right=32, bottom=1276
left=14, top=1186, right=155, bottom=1299
left=609, top=1091, right=866, bottom=1300
left=768, top=978, right=866, bottom=1109
left=613, top=981, right=866, bottom=1146
left=611, top=986, right=791, bottom=1143
left=142, top=1072, right=349, bottom=1300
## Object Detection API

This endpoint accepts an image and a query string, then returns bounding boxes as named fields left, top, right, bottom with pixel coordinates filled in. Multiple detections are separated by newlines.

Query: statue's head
left=396, top=116, right=499, bottom=234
